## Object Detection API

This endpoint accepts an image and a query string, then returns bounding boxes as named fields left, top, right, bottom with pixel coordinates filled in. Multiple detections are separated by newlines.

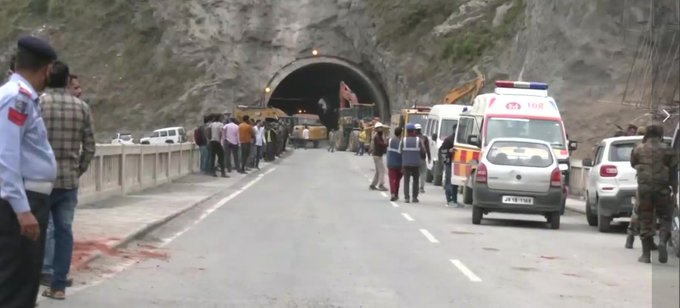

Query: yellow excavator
left=443, top=66, right=485, bottom=105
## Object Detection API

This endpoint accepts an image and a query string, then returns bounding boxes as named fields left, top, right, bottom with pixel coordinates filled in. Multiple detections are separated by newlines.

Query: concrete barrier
left=568, top=159, right=590, bottom=198
left=79, top=143, right=199, bottom=204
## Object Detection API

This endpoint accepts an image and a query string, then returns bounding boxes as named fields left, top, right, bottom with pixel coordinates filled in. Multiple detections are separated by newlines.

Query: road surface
left=39, top=149, right=679, bottom=307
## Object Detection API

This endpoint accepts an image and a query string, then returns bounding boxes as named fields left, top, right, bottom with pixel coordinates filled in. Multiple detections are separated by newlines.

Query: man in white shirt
left=302, top=126, right=310, bottom=150
left=254, top=120, right=266, bottom=169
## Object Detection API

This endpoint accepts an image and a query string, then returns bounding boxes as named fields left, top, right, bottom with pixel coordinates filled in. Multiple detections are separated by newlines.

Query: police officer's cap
left=17, top=36, right=57, bottom=60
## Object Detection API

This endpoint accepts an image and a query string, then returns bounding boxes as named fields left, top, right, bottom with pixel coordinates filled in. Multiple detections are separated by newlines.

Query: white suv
left=111, top=133, right=134, bottom=145
left=140, top=127, right=186, bottom=145
left=671, top=123, right=679, bottom=258
left=583, top=136, right=671, bottom=232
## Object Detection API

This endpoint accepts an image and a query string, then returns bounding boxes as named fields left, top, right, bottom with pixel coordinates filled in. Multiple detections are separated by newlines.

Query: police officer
left=630, top=125, right=678, bottom=263
left=401, top=124, right=425, bottom=203
left=0, top=36, right=58, bottom=307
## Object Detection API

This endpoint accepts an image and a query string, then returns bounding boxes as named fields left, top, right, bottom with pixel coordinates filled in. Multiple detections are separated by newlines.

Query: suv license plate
left=502, top=196, right=534, bottom=205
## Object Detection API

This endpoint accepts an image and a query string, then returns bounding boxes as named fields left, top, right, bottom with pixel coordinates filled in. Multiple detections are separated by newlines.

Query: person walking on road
left=630, top=125, right=677, bottom=263
left=223, top=118, right=242, bottom=174
left=328, top=129, right=336, bottom=152
left=387, top=127, right=404, bottom=201
left=401, top=124, right=425, bottom=203
left=302, top=125, right=310, bottom=150
left=195, top=116, right=210, bottom=174
left=0, top=36, right=58, bottom=308
left=207, top=115, right=228, bottom=178
left=369, top=123, right=388, bottom=191
left=39, top=61, right=96, bottom=300
left=254, top=120, right=265, bottom=170
left=357, top=128, right=367, bottom=156
left=440, top=125, right=461, bottom=207
left=415, top=124, right=431, bottom=194
left=239, top=116, right=254, bottom=171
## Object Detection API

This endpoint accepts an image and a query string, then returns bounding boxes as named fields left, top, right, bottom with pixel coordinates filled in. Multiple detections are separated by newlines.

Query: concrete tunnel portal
left=264, top=56, right=389, bottom=129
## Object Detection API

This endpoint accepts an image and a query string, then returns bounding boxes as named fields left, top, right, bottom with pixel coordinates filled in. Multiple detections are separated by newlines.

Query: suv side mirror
left=582, top=159, right=593, bottom=167
left=568, top=141, right=578, bottom=151
left=432, top=133, right=438, bottom=141
left=468, top=135, right=481, bottom=147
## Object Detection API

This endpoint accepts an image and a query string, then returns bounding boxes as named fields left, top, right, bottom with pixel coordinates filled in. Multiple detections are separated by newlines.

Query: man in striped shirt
left=39, top=61, right=95, bottom=300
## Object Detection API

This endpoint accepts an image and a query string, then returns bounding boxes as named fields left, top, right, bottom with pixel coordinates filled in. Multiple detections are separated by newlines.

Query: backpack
left=194, top=124, right=207, bottom=146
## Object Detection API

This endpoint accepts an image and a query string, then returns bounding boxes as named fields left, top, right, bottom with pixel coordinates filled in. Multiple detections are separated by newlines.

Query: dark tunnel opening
left=267, top=63, right=382, bottom=129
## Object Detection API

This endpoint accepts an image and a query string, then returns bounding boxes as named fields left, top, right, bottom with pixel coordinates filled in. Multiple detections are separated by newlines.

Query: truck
left=290, top=114, right=327, bottom=148
left=336, top=81, right=375, bottom=151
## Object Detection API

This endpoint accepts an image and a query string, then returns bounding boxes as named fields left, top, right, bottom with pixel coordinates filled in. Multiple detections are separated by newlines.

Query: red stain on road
left=71, top=239, right=170, bottom=271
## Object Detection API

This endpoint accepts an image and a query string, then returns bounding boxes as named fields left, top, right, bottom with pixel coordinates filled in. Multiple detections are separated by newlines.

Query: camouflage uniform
left=630, top=132, right=678, bottom=263
left=625, top=127, right=647, bottom=245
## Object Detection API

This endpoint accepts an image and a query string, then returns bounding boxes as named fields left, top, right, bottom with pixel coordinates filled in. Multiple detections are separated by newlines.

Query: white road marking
left=162, top=167, right=276, bottom=245
left=48, top=167, right=277, bottom=299
left=450, top=259, right=482, bottom=282
left=380, top=192, right=388, bottom=198
left=401, top=213, right=414, bottom=221
left=419, top=229, right=439, bottom=243
left=390, top=201, right=400, bottom=208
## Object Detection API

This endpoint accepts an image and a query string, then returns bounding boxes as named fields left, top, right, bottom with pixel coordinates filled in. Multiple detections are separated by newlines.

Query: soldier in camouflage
left=624, top=126, right=659, bottom=250
left=630, top=125, right=678, bottom=263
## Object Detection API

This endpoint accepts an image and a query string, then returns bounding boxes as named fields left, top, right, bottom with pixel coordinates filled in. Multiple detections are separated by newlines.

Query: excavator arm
left=443, top=67, right=485, bottom=105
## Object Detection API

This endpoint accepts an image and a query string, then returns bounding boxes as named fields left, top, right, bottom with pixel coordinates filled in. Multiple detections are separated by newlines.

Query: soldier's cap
left=17, top=36, right=57, bottom=60
left=636, top=126, right=646, bottom=135
left=406, top=123, right=416, bottom=131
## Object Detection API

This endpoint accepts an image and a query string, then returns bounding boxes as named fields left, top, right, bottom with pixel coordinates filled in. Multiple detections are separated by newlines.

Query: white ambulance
left=453, top=81, right=577, bottom=207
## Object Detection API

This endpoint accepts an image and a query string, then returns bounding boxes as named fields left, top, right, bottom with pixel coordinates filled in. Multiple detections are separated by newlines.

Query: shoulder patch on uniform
left=8, top=106, right=28, bottom=126
left=18, top=86, right=32, bottom=98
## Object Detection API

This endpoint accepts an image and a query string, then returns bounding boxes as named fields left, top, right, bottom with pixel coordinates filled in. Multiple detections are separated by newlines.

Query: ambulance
left=452, top=81, right=578, bottom=205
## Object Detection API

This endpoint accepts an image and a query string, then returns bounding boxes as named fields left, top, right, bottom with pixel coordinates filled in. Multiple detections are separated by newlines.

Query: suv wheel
left=585, top=193, right=598, bottom=226
left=472, top=206, right=483, bottom=225
left=597, top=198, right=612, bottom=232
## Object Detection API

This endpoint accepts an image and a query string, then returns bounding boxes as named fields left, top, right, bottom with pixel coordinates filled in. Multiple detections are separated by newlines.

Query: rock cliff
left=1, top=0, right=677, bottom=153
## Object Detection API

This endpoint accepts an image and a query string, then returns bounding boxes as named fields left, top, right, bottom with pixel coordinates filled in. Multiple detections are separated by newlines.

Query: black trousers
left=241, top=143, right=251, bottom=172
left=403, top=166, right=420, bottom=200
left=0, top=191, right=50, bottom=308
left=209, top=141, right=225, bottom=175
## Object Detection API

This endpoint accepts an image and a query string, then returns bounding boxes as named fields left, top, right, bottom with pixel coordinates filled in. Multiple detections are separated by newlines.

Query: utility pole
left=649, top=0, right=658, bottom=120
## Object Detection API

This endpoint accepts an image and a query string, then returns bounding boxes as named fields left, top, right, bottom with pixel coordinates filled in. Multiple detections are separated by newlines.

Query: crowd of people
left=194, top=115, right=292, bottom=177
left=1, top=36, right=95, bottom=306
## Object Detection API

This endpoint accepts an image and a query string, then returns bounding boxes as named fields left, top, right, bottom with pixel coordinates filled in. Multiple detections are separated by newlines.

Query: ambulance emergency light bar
left=495, top=80, right=548, bottom=90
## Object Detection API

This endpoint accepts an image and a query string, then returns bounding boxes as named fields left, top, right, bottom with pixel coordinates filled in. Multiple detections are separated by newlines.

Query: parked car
left=671, top=123, right=679, bottom=258
left=140, top=127, right=187, bottom=145
left=471, top=138, right=565, bottom=229
left=582, top=135, right=672, bottom=232
left=111, top=132, right=134, bottom=145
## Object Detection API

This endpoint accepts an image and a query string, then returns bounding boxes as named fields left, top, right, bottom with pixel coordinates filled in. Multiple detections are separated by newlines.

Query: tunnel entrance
left=264, top=56, right=389, bottom=129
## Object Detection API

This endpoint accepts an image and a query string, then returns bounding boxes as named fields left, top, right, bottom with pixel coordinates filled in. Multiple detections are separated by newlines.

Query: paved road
left=40, top=149, right=679, bottom=307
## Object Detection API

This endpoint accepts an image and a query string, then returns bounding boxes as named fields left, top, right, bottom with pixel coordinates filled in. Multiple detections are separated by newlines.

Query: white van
left=424, top=104, right=469, bottom=186
left=140, top=127, right=187, bottom=145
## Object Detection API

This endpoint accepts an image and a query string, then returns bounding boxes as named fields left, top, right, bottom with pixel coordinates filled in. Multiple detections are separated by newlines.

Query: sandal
left=41, top=288, right=65, bottom=300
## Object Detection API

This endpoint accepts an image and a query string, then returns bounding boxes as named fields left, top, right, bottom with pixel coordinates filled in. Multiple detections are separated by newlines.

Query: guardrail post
left=167, top=145, right=172, bottom=181
left=120, top=145, right=127, bottom=194
left=154, top=145, right=159, bottom=185
left=96, top=153, right=103, bottom=194
left=138, top=145, right=143, bottom=186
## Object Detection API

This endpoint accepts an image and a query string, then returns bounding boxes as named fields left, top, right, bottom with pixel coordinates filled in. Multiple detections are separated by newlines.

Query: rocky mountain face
left=1, top=0, right=678, bottom=153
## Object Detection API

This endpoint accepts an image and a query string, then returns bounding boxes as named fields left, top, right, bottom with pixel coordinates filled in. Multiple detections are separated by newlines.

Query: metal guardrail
left=79, top=143, right=199, bottom=204
left=568, top=159, right=590, bottom=198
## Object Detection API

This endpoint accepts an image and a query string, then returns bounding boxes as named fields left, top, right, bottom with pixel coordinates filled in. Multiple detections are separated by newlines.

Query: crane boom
left=443, top=67, right=485, bottom=105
